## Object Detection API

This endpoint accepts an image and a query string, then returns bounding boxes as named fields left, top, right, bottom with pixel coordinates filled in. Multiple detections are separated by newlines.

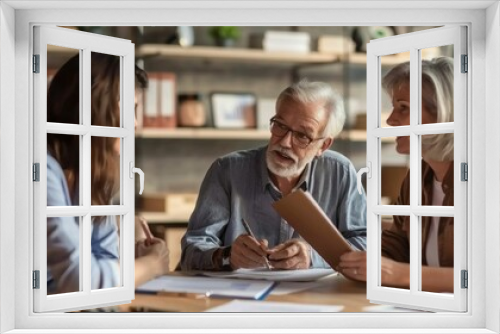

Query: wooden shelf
left=48, top=44, right=403, bottom=67
left=135, top=128, right=270, bottom=140
left=136, top=44, right=339, bottom=65
left=345, top=53, right=408, bottom=66
left=138, top=212, right=189, bottom=224
left=136, top=128, right=395, bottom=143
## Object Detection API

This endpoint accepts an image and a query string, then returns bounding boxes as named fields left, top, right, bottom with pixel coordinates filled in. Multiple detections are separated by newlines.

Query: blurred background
left=47, top=26, right=451, bottom=270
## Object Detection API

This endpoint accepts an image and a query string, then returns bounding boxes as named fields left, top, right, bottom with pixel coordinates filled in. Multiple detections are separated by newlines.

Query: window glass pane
left=420, top=215, right=454, bottom=294
left=91, top=136, right=121, bottom=205
left=420, top=45, right=454, bottom=125
left=381, top=214, right=410, bottom=290
left=381, top=138, right=409, bottom=205
left=47, top=216, right=82, bottom=295
left=380, top=51, right=410, bottom=128
left=91, top=52, right=121, bottom=127
left=420, top=134, right=454, bottom=206
left=47, top=134, right=81, bottom=206
left=47, top=45, right=81, bottom=125
left=91, top=215, right=121, bottom=290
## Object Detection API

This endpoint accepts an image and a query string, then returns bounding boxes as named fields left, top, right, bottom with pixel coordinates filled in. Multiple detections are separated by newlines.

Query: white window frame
left=1, top=2, right=498, bottom=333
left=33, top=26, right=136, bottom=313
left=366, top=26, right=468, bottom=312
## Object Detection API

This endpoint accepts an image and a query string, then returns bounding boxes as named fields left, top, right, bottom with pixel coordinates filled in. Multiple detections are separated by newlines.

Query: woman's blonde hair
left=382, top=57, right=454, bottom=162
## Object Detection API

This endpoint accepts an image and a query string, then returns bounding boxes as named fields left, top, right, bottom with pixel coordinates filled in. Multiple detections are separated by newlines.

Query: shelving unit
left=136, top=44, right=340, bottom=65
left=135, top=128, right=395, bottom=142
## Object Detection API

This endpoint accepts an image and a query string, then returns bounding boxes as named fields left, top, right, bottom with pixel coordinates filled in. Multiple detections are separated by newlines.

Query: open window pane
left=420, top=45, right=454, bottom=125
left=91, top=136, right=121, bottom=205
left=91, top=52, right=121, bottom=127
left=47, top=45, right=81, bottom=124
left=420, top=214, right=454, bottom=294
left=381, top=139, right=409, bottom=205
left=47, top=134, right=81, bottom=206
left=47, top=216, right=82, bottom=295
left=380, top=215, right=410, bottom=290
left=366, top=26, right=466, bottom=312
left=91, top=215, right=121, bottom=290
left=420, top=134, right=454, bottom=205
left=35, top=25, right=135, bottom=313
left=380, top=51, right=410, bottom=128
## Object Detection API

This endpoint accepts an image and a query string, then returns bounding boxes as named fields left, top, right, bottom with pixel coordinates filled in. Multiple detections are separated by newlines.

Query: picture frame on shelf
left=210, top=92, right=257, bottom=129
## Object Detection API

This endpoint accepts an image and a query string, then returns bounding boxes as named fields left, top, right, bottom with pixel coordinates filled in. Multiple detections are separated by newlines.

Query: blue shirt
left=47, top=154, right=120, bottom=294
left=181, top=146, right=367, bottom=270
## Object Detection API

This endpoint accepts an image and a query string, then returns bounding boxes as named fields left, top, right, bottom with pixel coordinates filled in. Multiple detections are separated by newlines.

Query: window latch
left=356, top=162, right=371, bottom=195
left=129, top=162, right=144, bottom=195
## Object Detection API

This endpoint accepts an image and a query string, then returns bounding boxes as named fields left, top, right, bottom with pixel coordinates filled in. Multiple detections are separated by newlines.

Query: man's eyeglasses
left=269, top=117, right=324, bottom=148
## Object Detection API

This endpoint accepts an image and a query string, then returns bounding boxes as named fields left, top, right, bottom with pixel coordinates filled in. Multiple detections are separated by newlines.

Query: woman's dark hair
left=47, top=53, right=148, bottom=207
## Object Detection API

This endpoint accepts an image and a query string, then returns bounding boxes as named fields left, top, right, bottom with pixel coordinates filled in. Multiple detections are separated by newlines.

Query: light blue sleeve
left=47, top=158, right=119, bottom=294
left=337, top=163, right=367, bottom=251
left=180, top=159, right=230, bottom=271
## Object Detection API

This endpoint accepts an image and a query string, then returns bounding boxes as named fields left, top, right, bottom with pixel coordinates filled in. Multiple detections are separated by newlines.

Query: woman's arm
left=339, top=251, right=454, bottom=292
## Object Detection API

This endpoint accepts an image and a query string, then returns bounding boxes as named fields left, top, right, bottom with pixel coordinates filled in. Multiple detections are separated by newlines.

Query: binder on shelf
left=143, top=72, right=160, bottom=127
left=142, top=72, right=177, bottom=128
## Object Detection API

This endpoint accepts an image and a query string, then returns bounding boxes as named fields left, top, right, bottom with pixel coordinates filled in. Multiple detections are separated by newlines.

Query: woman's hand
left=338, top=251, right=367, bottom=281
left=136, top=238, right=169, bottom=276
left=339, top=251, right=410, bottom=288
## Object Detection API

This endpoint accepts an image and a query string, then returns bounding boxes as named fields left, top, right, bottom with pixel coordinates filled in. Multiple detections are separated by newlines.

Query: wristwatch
left=221, top=246, right=232, bottom=270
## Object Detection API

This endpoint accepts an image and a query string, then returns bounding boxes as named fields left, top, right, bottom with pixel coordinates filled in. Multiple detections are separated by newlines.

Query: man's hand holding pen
left=231, top=234, right=271, bottom=269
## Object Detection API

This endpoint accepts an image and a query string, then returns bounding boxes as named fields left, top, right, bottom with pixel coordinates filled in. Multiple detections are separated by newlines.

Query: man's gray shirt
left=181, top=146, right=367, bottom=270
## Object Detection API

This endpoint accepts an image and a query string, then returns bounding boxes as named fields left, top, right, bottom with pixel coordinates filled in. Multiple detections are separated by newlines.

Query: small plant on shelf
left=209, top=26, right=241, bottom=47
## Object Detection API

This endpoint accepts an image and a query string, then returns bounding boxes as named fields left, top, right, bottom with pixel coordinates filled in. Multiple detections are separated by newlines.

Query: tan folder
left=272, top=189, right=353, bottom=269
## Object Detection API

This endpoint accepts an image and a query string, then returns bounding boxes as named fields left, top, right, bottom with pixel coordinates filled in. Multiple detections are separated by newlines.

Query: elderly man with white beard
left=181, top=80, right=367, bottom=271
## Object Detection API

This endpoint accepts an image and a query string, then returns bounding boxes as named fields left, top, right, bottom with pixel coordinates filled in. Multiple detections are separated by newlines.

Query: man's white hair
left=276, top=80, right=345, bottom=138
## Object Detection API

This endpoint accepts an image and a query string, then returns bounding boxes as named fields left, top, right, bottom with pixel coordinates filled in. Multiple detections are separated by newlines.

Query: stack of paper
left=201, top=268, right=336, bottom=282
left=136, top=275, right=275, bottom=300
left=263, top=31, right=311, bottom=53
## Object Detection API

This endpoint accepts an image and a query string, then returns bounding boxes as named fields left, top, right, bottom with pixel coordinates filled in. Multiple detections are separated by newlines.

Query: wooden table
left=119, top=274, right=372, bottom=313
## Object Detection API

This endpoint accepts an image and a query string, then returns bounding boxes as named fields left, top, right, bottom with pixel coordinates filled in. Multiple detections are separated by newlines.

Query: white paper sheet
left=136, top=275, right=275, bottom=300
left=205, top=300, right=344, bottom=312
left=201, top=268, right=336, bottom=282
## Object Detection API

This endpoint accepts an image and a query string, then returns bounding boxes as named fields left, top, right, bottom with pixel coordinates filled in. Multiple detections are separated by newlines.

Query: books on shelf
left=256, top=31, right=311, bottom=54
left=141, top=72, right=176, bottom=128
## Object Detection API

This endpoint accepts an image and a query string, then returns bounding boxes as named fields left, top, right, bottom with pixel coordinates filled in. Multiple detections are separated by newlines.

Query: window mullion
left=81, top=48, right=92, bottom=294
left=409, top=47, right=421, bottom=295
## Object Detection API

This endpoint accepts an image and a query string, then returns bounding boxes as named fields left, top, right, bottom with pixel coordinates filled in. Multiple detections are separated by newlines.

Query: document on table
left=206, top=300, right=344, bottom=312
left=136, top=275, right=275, bottom=300
left=272, top=189, right=353, bottom=269
left=201, top=268, right=336, bottom=282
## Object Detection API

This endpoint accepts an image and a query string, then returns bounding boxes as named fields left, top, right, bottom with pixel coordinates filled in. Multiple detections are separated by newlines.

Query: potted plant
left=209, top=26, right=241, bottom=47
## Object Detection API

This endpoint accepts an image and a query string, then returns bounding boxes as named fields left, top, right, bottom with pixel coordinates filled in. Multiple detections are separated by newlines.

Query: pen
left=139, top=216, right=154, bottom=246
left=241, top=218, right=271, bottom=270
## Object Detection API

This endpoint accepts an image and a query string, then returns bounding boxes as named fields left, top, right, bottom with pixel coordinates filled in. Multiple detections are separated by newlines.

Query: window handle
left=356, top=162, right=371, bottom=195
left=129, top=162, right=144, bottom=195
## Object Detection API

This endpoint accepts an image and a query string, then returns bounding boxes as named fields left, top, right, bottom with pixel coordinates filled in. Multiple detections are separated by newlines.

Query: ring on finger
left=354, top=268, right=358, bottom=275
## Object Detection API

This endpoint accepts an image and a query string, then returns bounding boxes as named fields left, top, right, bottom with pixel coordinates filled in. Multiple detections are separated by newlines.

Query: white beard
left=266, top=145, right=315, bottom=178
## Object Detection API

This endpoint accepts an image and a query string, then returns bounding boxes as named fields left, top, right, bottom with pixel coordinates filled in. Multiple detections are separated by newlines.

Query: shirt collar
left=259, top=146, right=311, bottom=193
